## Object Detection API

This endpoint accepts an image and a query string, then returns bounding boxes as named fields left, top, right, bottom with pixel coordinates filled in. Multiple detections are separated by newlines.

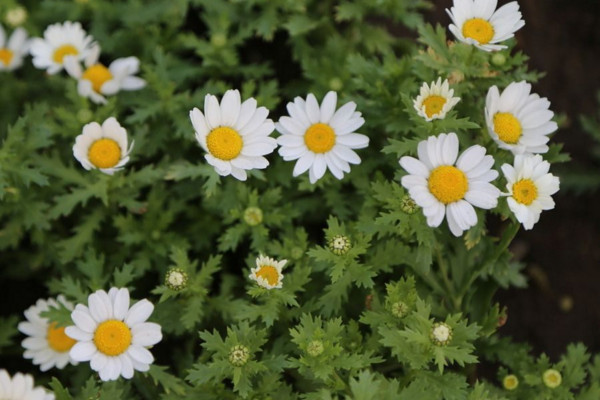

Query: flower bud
left=430, top=322, right=453, bottom=346
left=4, top=6, right=27, bottom=27
left=400, top=195, right=418, bottom=214
left=390, top=301, right=409, bottom=318
left=491, top=53, right=506, bottom=66
left=243, top=206, right=263, bottom=226
left=211, top=33, right=227, bottom=48
left=542, top=369, right=561, bottom=389
left=503, top=374, right=519, bottom=390
left=307, top=340, right=324, bottom=357
left=328, top=235, right=351, bottom=255
left=229, top=345, right=250, bottom=367
left=165, top=268, right=188, bottom=291
left=329, top=78, right=343, bottom=91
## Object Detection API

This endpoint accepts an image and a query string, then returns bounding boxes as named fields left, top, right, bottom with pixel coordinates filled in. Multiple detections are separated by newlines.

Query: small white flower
left=190, top=89, right=277, bottom=181
left=0, top=370, right=54, bottom=400
left=248, top=255, right=287, bottom=290
left=501, top=154, right=559, bottom=230
left=73, top=117, right=133, bottom=175
left=485, top=81, right=558, bottom=155
left=17, top=296, right=77, bottom=371
left=0, top=24, right=28, bottom=71
left=29, top=21, right=96, bottom=74
left=64, top=46, right=146, bottom=104
left=446, top=0, right=525, bottom=52
left=400, top=132, right=501, bottom=237
left=65, top=287, right=162, bottom=381
left=276, top=91, right=369, bottom=183
left=413, top=78, right=460, bottom=121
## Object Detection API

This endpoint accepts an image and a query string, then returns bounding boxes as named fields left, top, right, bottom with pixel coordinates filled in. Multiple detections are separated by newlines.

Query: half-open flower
left=249, top=255, right=287, bottom=289
left=413, top=78, right=460, bottom=121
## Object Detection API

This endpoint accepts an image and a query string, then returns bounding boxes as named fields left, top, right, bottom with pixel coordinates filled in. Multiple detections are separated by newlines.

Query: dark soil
left=428, top=0, right=600, bottom=359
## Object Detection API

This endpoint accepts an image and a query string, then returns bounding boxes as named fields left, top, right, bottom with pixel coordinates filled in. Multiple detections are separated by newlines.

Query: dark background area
left=428, top=0, right=600, bottom=359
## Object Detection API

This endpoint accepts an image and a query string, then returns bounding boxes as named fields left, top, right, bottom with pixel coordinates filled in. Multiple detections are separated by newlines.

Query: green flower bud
left=229, top=345, right=250, bottom=367
left=77, top=109, right=93, bottom=124
left=400, top=195, right=418, bottom=214
left=328, top=235, right=351, bottom=255
left=211, top=33, right=227, bottom=48
left=329, top=78, right=343, bottom=91
left=291, top=246, right=304, bottom=260
left=243, top=206, right=263, bottom=226
left=307, top=340, right=324, bottom=357
left=430, top=322, right=453, bottom=346
left=4, top=6, right=27, bottom=27
left=503, top=374, right=519, bottom=390
left=542, top=369, right=561, bottom=389
left=390, top=301, right=409, bottom=318
left=165, top=268, right=188, bottom=291
left=491, top=53, right=506, bottom=66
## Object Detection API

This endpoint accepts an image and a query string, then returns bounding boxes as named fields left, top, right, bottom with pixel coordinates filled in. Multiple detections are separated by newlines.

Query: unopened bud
left=229, top=345, right=250, bottom=367
left=307, top=340, right=324, bottom=357
left=165, top=268, right=188, bottom=291
left=328, top=235, right=351, bottom=255
left=243, top=207, right=263, bottom=226
left=4, top=7, right=27, bottom=27
left=400, top=195, right=418, bottom=214
left=542, top=369, right=561, bottom=389
left=390, top=301, right=409, bottom=318
left=503, top=374, right=519, bottom=390
left=430, top=322, right=453, bottom=346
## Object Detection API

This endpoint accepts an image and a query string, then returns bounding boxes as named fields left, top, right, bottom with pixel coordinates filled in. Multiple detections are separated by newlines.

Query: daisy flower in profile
left=17, top=296, right=77, bottom=371
left=65, top=287, right=162, bottom=381
left=501, top=154, right=559, bottom=230
left=485, top=81, right=558, bottom=155
left=0, top=370, right=54, bottom=400
left=276, top=91, right=368, bottom=183
left=64, top=45, right=146, bottom=105
left=399, top=132, right=500, bottom=237
left=73, top=117, right=133, bottom=175
left=249, top=255, right=287, bottom=290
left=413, top=78, right=460, bottom=121
left=190, top=89, right=277, bottom=181
left=446, top=0, right=525, bottom=52
left=0, top=24, right=28, bottom=71
left=29, top=21, right=96, bottom=74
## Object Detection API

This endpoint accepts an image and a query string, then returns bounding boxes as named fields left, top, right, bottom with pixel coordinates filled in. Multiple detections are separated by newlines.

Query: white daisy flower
left=413, top=78, right=460, bottom=121
left=0, top=370, right=54, bottom=400
left=276, top=91, right=369, bottom=183
left=190, top=89, right=277, bottom=181
left=485, top=81, right=558, bottom=155
left=64, top=45, right=146, bottom=105
left=65, top=287, right=162, bottom=381
left=0, top=24, right=28, bottom=71
left=501, top=154, right=559, bottom=230
left=248, top=255, right=287, bottom=290
left=446, top=0, right=525, bottom=52
left=73, top=117, right=133, bottom=175
left=399, top=132, right=501, bottom=237
left=17, top=296, right=77, bottom=371
left=29, top=21, right=96, bottom=74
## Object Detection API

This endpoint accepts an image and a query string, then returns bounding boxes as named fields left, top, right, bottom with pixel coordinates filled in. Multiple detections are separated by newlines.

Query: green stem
left=457, top=222, right=520, bottom=305
left=436, top=244, right=461, bottom=311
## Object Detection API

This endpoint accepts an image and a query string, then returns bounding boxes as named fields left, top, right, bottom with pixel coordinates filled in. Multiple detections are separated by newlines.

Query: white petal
left=70, top=341, right=97, bottom=362
left=88, top=290, right=112, bottom=322
left=113, top=288, right=130, bottom=320
left=442, top=132, right=459, bottom=165
left=293, top=152, right=315, bottom=176
left=319, top=91, right=337, bottom=123
left=65, top=326, right=93, bottom=341
left=120, top=354, right=135, bottom=379
left=305, top=93, right=320, bottom=124
left=235, top=98, right=258, bottom=131
left=132, top=322, right=163, bottom=347
left=90, top=352, right=109, bottom=372
left=400, top=156, right=429, bottom=177
left=204, top=95, right=221, bottom=129
left=71, top=309, right=96, bottom=333
left=336, top=133, right=369, bottom=149
left=127, top=345, right=154, bottom=364
left=220, top=89, right=241, bottom=127
left=333, top=145, right=361, bottom=164
left=125, top=299, right=154, bottom=326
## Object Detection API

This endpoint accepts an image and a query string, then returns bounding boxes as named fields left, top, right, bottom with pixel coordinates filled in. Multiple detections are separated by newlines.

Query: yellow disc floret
left=542, top=369, right=562, bottom=389
left=47, top=323, right=77, bottom=352
left=256, top=265, right=280, bottom=286
left=428, top=166, right=469, bottom=204
left=88, top=138, right=122, bottom=169
left=494, top=112, right=522, bottom=144
left=206, top=127, right=243, bottom=161
left=52, top=44, right=79, bottom=64
left=93, top=320, right=132, bottom=356
left=422, top=95, right=447, bottom=118
left=82, top=64, right=113, bottom=93
left=0, top=48, right=14, bottom=66
left=462, top=18, right=495, bottom=44
left=512, top=179, right=538, bottom=205
left=305, top=123, right=336, bottom=153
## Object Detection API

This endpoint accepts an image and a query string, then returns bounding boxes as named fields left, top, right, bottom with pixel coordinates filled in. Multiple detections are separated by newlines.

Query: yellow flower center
left=52, top=44, right=79, bottom=64
left=206, top=127, right=243, bottom=161
left=82, top=64, right=113, bottom=93
left=304, top=123, right=336, bottom=153
left=503, top=375, right=519, bottom=390
left=47, top=323, right=77, bottom=353
left=512, top=179, right=538, bottom=205
left=256, top=265, right=279, bottom=286
left=428, top=166, right=469, bottom=204
left=93, top=320, right=132, bottom=356
left=422, top=95, right=447, bottom=118
left=462, top=18, right=495, bottom=44
left=493, top=112, right=522, bottom=144
left=88, top=138, right=122, bottom=169
left=0, top=48, right=14, bottom=66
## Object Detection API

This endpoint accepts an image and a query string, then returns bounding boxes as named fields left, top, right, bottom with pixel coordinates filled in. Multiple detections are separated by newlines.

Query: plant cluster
left=0, top=0, right=595, bottom=399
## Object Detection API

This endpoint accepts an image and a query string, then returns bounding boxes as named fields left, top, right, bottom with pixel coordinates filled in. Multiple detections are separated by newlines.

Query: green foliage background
left=0, top=0, right=597, bottom=399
